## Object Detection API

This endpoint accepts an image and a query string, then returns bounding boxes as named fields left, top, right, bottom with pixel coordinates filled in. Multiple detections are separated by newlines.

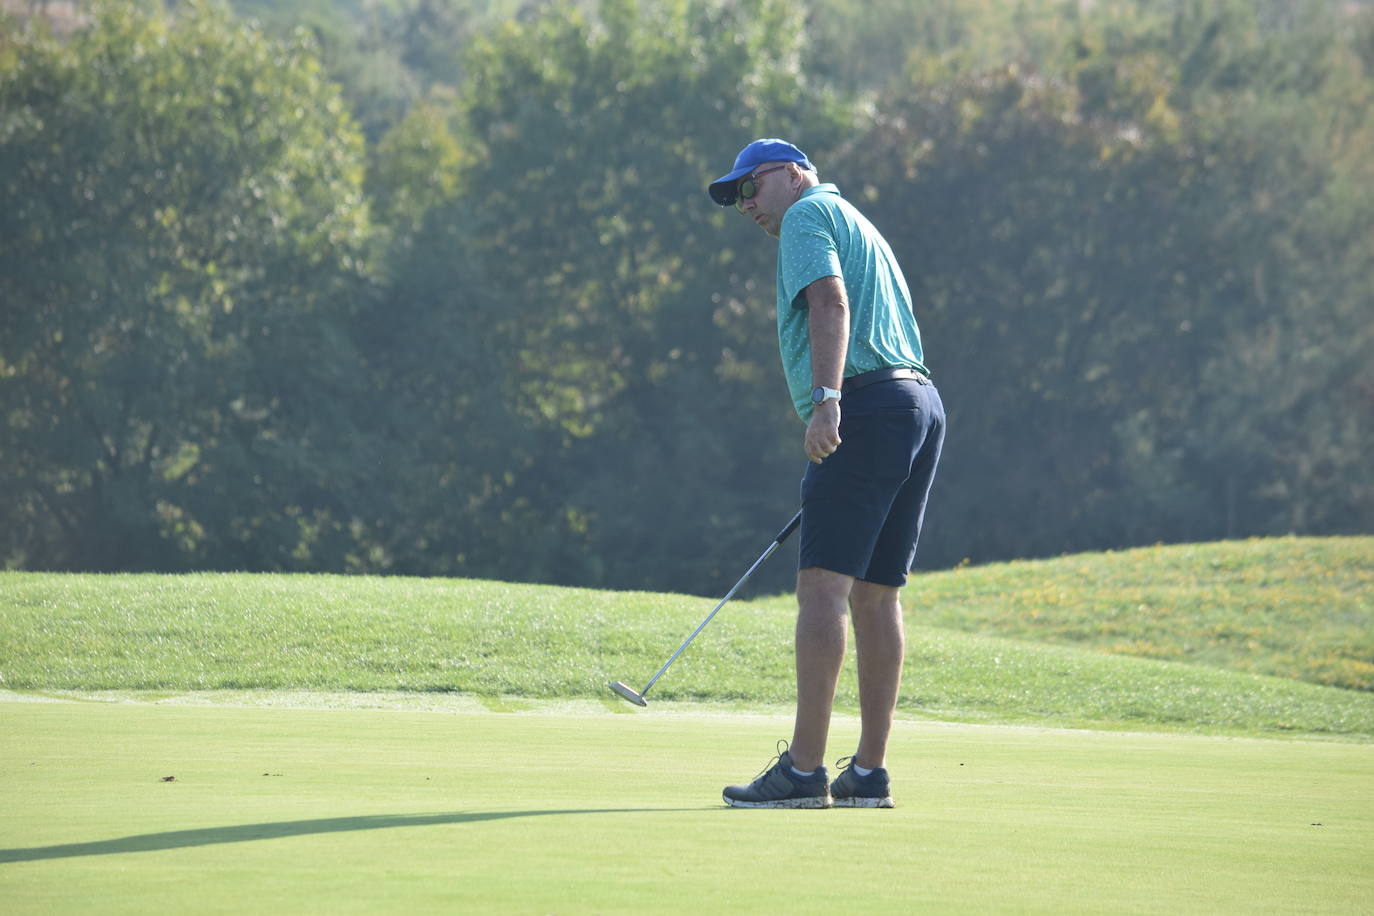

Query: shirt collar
left=801, top=183, right=840, bottom=199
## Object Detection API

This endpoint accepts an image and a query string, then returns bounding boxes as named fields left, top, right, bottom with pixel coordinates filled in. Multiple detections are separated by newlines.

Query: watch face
left=812, top=387, right=825, bottom=405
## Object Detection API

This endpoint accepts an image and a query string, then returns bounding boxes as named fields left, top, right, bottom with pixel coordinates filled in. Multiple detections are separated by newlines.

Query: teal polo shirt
left=776, top=184, right=928, bottom=421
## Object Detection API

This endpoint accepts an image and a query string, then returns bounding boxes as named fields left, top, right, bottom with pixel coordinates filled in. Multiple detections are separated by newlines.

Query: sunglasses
left=734, top=164, right=791, bottom=211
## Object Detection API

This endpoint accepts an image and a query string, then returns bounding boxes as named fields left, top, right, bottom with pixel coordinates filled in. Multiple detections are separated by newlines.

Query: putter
left=609, top=509, right=802, bottom=707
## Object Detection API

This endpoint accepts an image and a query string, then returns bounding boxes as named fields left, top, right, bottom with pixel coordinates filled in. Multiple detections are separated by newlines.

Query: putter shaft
left=612, top=509, right=801, bottom=705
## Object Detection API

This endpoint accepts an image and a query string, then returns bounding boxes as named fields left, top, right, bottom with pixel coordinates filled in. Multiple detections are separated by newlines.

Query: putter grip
left=775, top=510, right=802, bottom=544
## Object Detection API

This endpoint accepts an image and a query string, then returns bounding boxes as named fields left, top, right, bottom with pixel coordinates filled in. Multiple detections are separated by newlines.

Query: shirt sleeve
left=779, top=200, right=842, bottom=310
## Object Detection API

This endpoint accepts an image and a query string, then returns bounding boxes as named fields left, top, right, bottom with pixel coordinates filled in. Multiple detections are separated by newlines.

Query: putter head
left=608, top=681, right=648, bottom=707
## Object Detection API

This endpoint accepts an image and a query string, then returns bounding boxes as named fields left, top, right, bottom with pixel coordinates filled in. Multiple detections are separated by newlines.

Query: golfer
left=708, top=139, right=945, bottom=808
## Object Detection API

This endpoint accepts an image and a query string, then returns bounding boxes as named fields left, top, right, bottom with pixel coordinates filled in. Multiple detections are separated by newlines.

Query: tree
left=0, top=1, right=377, bottom=570
left=1079, top=0, right=1374, bottom=541
left=358, top=0, right=852, bottom=593
left=841, top=0, right=1373, bottom=565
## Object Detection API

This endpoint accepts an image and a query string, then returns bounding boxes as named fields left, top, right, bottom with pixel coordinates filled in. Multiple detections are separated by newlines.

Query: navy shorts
left=799, top=378, right=945, bottom=587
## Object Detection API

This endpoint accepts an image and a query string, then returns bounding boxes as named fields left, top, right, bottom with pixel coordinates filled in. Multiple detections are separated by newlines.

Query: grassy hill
left=905, top=536, right=1373, bottom=691
left=1, top=536, right=1370, bottom=740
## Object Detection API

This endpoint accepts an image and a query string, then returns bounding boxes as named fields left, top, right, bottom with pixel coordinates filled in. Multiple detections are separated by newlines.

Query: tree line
left=2, top=0, right=1371, bottom=596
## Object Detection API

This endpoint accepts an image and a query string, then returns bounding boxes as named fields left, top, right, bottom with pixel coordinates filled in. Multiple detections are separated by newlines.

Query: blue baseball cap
left=708, top=138, right=814, bottom=206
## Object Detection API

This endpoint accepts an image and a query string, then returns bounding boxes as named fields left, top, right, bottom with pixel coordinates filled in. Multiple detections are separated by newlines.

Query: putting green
left=1, top=696, right=1370, bottom=914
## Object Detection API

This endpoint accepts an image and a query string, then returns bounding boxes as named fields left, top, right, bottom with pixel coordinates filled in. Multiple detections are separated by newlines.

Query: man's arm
left=804, top=275, right=848, bottom=464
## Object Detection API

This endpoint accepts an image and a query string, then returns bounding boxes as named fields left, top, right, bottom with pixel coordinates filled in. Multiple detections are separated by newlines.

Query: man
left=708, top=139, right=945, bottom=808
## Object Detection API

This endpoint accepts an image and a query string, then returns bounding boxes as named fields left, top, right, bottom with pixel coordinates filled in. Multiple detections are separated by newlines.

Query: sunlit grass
left=1, top=536, right=1371, bottom=740
left=904, top=536, right=1373, bottom=690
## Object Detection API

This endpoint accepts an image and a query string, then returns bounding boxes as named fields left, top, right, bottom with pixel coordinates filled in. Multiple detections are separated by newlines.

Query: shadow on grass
left=0, top=809, right=697, bottom=863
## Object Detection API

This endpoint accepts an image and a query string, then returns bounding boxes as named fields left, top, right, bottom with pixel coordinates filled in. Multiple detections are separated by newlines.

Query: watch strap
left=811, top=386, right=842, bottom=405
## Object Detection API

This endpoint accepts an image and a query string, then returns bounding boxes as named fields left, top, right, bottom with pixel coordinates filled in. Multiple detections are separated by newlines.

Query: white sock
left=853, top=763, right=874, bottom=777
left=790, top=766, right=816, bottom=778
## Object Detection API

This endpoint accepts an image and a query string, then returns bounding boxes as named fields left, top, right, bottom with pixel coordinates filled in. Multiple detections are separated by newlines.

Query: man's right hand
left=805, top=402, right=842, bottom=463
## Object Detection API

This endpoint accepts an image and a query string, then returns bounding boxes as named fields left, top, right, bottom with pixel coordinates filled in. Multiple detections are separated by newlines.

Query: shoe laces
left=749, top=739, right=792, bottom=782
left=833, top=754, right=855, bottom=772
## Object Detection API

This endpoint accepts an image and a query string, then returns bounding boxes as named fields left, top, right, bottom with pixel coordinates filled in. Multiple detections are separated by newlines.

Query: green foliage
left=232, top=0, right=520, bottom=141
left=1, top=0, right=1370, bottom=589
left=367, top=90, right=465, bottom=231
left=0, top=1, right=376, bottom=571
left=348, top=0, right=853, bottom=589
left=841, top=3, right=1374, bottom=566
left=803, top=0, right=1089, bottom=91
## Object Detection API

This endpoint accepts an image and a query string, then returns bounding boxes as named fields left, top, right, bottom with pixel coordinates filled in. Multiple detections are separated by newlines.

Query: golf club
left=608, top=509, right=802, bottom=707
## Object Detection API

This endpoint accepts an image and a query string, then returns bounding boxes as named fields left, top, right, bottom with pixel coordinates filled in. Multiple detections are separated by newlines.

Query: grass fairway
left=2, top=695, right=1371, bottom=914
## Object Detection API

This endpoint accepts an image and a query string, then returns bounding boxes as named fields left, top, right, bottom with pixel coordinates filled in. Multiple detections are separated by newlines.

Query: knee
left=797, top=566, right=854, bottom=610
left=849, top=581, right=902, bottom=619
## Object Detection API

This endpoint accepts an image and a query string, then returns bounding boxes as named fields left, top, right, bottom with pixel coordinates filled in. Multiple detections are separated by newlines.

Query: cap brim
left=708, top=165, right=754, bottom=207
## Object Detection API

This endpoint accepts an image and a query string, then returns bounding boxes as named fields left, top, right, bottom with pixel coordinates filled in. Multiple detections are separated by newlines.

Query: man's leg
left=787, top=566, right=853, bottom=772
left=848, top=579, right=905, bottom=769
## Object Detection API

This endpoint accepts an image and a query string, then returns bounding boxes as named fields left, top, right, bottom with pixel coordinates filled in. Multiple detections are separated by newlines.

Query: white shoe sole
left=722, top=794, right=832, bottom=809
left=832, top=796, right=894, bottom=808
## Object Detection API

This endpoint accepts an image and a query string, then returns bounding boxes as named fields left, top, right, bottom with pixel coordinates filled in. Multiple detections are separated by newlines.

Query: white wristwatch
left=811, top=386, right=842, bottom=406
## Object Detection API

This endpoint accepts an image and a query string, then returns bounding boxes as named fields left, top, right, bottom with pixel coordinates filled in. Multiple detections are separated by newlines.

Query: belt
left=842, top=367, right=929, bottom=394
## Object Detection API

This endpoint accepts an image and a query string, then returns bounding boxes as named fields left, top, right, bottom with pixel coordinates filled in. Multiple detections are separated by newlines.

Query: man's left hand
left=805, top=402, right=842, bottom=463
